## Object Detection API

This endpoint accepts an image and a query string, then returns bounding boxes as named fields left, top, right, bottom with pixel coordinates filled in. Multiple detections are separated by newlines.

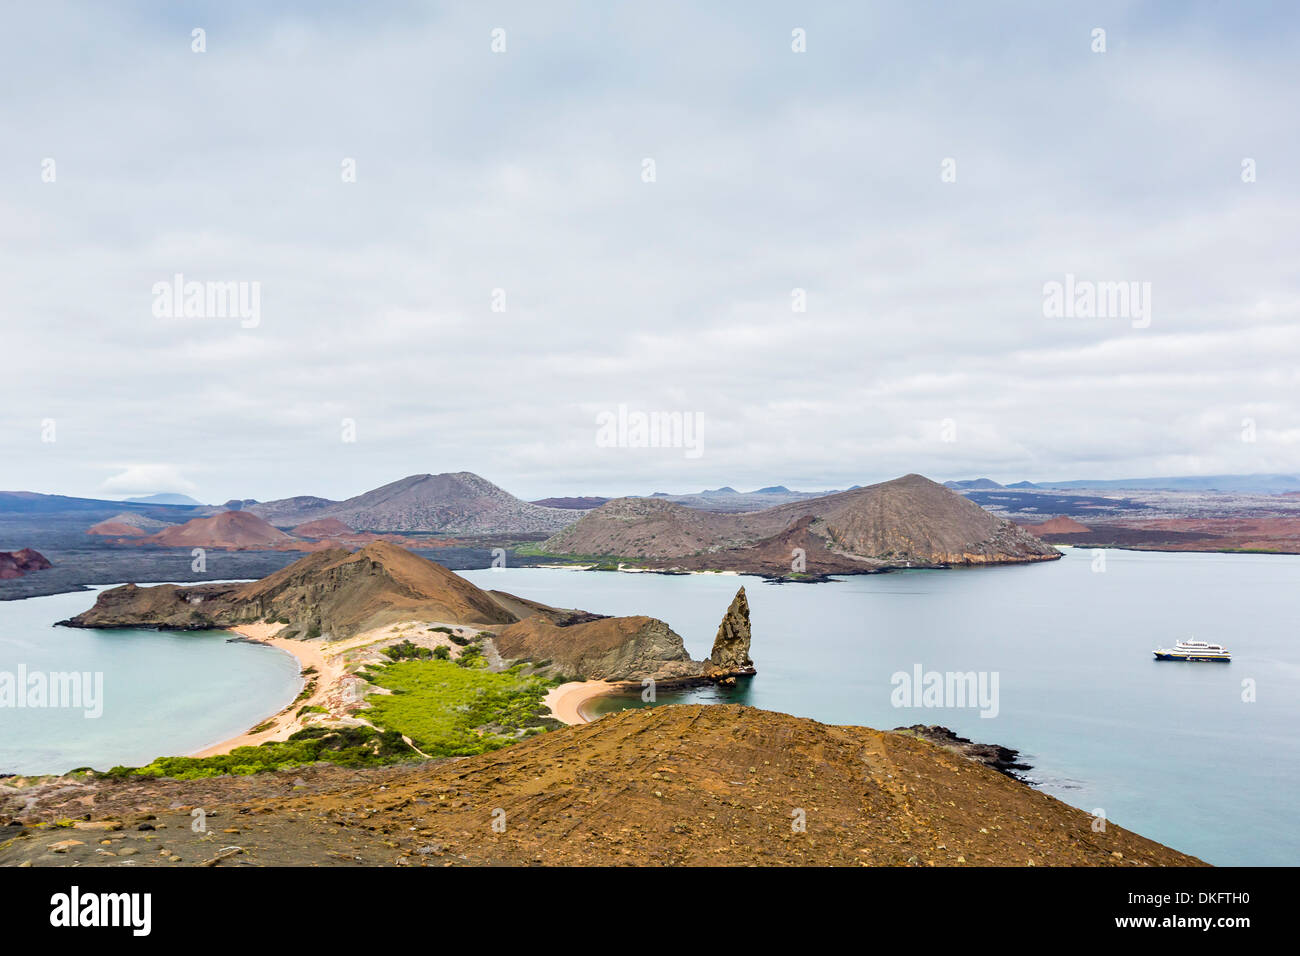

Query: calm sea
left=463, top=548, right=1300, bottom=866
left=0, top=586, right=302, bottom=775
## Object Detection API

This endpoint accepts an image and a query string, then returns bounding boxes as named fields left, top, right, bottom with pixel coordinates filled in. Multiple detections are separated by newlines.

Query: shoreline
left=543, top=680, right=628, bottom=725
left=190, top=619, right=485, bottom=758
left=188, top=623, right=345, bottom=758
left=21, top=545, right=1300, bottom=604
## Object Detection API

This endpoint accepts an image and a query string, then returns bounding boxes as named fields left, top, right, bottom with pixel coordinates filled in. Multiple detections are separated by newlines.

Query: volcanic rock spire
left=708, top=586, right=755, bottom=678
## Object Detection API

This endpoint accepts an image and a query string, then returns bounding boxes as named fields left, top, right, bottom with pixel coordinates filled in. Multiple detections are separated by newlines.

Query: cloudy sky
left=3, top=1, right=1299, bottom=503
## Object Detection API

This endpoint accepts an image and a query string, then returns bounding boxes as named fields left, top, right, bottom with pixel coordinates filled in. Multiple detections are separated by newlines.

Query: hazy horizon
left=11, top=466, right=1300, bottom=509
left=4, top=2, right=1299, bottom=503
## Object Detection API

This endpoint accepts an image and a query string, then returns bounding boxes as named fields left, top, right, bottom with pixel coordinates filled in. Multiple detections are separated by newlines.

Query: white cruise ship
left=1153, top=639, right=1231, bottom=662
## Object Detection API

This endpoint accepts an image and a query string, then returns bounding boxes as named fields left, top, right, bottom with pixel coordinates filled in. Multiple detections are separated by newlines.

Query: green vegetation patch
left=102, top=726, right=416, bottom=780
left=383, top=639, right=434, bottom=661
left=95, top=645, right=561, bottom=779
left=360, top=658, right=557, bottom=757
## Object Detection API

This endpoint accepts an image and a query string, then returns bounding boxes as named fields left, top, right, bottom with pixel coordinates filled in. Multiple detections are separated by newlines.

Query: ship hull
left=1153, top=652, right=1230, bottom=662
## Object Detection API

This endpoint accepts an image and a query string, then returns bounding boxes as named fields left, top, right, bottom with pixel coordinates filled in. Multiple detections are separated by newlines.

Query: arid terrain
left=0, top=705, right=1203, bottom=867
left=966, top=486, right=1300, bottom=553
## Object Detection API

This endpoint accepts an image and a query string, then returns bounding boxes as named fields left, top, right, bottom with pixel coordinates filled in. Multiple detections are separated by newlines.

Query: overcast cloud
left=3, top=1, right=1299, bottom=503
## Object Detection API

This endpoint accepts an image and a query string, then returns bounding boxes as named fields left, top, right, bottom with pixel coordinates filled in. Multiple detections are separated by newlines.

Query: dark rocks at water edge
left=893, top=724, right=1032, bottom=780
left=0, top=549, right=52, bottom=579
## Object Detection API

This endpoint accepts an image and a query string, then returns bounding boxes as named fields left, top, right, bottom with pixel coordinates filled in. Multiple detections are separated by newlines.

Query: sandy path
left=543, top=680, right=624, bottom=725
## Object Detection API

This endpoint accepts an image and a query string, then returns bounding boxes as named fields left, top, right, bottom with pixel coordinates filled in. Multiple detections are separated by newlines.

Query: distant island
left=539, top=474, right=1060, bottom=579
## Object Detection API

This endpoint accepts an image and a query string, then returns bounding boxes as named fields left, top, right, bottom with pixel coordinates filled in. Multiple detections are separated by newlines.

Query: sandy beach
left=190, top=623, right=350, bottom=757
left=190, top=620, right=483, bottom=757
left=543, top=680, right=626, bottom=725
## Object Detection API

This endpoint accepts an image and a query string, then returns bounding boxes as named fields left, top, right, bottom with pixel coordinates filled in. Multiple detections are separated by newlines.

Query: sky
left=3, top=1, right=1299, bottom=503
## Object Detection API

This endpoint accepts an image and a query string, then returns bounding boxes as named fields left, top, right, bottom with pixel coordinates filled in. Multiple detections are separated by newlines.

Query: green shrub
left=455, top=645, right=485, bottom=668
left=383, top=640, right=433, bottom=661
left=102, top=727, right=416, bottom=780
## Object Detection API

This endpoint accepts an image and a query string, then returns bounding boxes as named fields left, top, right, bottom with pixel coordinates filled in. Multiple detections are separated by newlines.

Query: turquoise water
left=464, top=549, right=1300, bottom=866
left=0, top=587, right=302, bottom=775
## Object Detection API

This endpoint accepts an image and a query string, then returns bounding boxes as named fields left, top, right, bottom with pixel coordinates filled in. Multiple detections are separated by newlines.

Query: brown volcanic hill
left=234, top=541, right=522, bottom=635
left=291, top=517, right=353, bottom=538
left=62, top=542, right=524, bottom=639
left=86, top=519, right=148, bottom=536
left=243, top=495, right=336, bottom=525
left=543, top=495, right=738, bottom=557
left=542, top=474, right=1059, bottom=573
left=249, top=472, right=582, bottom=535
left=87, top=512, right=174, bottom=536
left=139, top=510, right=295, bottom=549
left=798, top=474, right=1058, bottom=564
left=0, top=705, right=1203, bottom=867
left=0, top=548, right=52, bottom=579
left=1019, top=515, right=1091, bottom=536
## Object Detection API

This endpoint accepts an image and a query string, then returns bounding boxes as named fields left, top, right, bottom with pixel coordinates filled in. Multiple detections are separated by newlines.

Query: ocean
left=0, top=586, right=302, bottom=774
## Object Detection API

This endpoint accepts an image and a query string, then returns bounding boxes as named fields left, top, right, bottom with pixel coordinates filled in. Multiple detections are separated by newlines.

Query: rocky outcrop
left=57, top=579, right=246, bottom=629
left=492, top=586, right=757, bottom=685
left=706, top=587, right=754, bottom=682
left=0, top=549, right=52, bottom=579
left=892, top=725, right=1032, bottom=780
left=492, top=615, right=704, bottom=682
